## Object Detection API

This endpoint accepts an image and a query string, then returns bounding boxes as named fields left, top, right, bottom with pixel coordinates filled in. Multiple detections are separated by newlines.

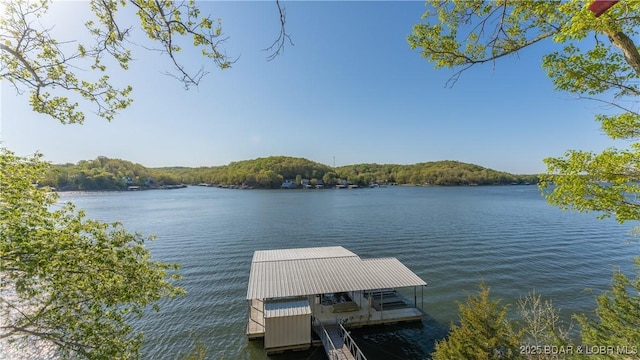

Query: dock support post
left=380, top=290, right=384, bottom=320
left=368, top=290, right=371, bottom=322
left=414, top=286, right=417, bottom=308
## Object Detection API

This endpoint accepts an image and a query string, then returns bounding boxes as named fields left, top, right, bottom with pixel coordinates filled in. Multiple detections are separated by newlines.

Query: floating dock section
left=246, top=246, right=427, bottom=355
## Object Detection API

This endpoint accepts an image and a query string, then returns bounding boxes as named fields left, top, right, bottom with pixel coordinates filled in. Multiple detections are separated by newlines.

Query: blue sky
left=0, top=1, right=624, bottom=174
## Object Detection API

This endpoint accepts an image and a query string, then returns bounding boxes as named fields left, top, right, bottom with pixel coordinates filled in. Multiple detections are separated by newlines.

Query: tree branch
left=605, top=29, right=640, bottom=77
left=0, top=43, right=44, bottom=87
left=263, top=0, right=293, bottom=61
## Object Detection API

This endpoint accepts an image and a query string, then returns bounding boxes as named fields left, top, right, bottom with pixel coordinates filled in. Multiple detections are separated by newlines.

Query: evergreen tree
left=576, top=259, right=640, bottom=359
left=433, top=283, right=521, bottom=360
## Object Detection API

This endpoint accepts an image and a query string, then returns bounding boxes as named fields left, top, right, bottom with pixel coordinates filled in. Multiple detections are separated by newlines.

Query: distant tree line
left=40, top=156, right=183, bottom=191
left=158, top=156, right=335, bottom=188
left=42, top=156, right=539, bottom=190
left=336, top=161, right=538, bottom=186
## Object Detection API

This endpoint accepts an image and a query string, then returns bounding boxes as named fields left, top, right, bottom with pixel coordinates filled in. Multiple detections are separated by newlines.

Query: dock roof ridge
left=251, top=245, right=358, bottom=263
left=255, top=254, right=359, bottom=263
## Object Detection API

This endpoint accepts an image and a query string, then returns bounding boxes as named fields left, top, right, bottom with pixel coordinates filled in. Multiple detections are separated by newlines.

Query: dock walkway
left=314, top=321, right=366, bottom=360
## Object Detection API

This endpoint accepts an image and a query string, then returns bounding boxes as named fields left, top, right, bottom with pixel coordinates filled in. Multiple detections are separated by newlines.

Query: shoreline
left=52, top=182, right=537, bottom=193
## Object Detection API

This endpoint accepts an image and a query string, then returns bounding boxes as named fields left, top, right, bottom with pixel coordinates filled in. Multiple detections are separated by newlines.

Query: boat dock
left=245, top=246, right=427, bottom=355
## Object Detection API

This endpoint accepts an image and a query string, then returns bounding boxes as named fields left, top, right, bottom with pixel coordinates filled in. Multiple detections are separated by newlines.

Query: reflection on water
left=0, top=285, right=57, bottom=360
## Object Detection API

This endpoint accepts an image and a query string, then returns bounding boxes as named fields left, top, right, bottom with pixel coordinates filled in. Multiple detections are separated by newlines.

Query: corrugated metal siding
left=360, top=258, right=427, bottom=288
left=264, top=298, right=311, bottom=318
left=246, top=247, right=427, bottom=300
left=252, top=246, right=357, bottom=263
left=264, top=313, right=311, bottom=350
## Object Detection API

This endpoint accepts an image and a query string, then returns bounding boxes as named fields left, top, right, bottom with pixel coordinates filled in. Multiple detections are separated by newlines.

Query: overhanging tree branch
left=410, top=1, right=640, bottom=225
left=263, top=0, right=293, bottom=61
left=605, top=29, right=640, bottom=77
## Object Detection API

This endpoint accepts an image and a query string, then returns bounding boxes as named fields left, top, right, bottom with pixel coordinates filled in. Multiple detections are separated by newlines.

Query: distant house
left=301, top=179, right=311, bottom=189
left=335, top=179, right=348, bottom=189
left=123, top=177, right=134, bottom=186
left=281, top=179, right=296, bottom=189
left=315, top=179, right=324, bottom=189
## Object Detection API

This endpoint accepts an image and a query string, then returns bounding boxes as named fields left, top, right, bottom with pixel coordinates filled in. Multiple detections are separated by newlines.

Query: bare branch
left=263, top=0, right=293, bottom=61
left=445, top=63, right=475, bottom=88
left=424, top=30, right=557, bottom=87
left=577, top=94, right=639, bottom=117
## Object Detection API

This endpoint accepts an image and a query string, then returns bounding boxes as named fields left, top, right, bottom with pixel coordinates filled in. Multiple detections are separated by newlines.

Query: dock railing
left=314, top=318, right=341, bottom=360
left=339, top=322, right=367, bottom=360
left=314, top=317, right=368, bottom=360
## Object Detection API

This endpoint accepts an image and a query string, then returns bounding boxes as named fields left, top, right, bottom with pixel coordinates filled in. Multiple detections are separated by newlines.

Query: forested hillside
left=158, top=156, right=334, bottom=188
left=42, top=156, right=538, bottom=190
left=336, top=161, right=537, bottom=186
left=40, top=157, right=182, bottom=190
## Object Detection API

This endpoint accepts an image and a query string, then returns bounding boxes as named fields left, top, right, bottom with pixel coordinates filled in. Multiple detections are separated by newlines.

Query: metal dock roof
left=264, top=298, right=312, bottom=318
left=246, top=246, right=427, bottom=300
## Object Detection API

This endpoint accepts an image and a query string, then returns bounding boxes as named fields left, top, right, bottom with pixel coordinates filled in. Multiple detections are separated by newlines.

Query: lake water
left=58, top=185, right=637, bottom=359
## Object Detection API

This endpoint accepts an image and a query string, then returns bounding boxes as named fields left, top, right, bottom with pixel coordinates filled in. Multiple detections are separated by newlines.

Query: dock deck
left=247, top=290, right=422, bottom=340
left=246, top=299, right=264, bottom=339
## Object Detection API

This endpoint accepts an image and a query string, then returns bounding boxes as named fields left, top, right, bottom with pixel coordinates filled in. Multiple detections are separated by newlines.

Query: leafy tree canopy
left=0, top=0, right=287, bottom=124
left=0, top=148, right=184, bottom=358
left=408, top=0, right=640, bottom=223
